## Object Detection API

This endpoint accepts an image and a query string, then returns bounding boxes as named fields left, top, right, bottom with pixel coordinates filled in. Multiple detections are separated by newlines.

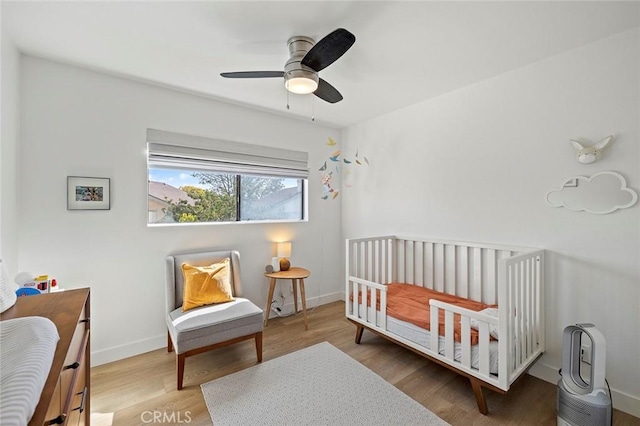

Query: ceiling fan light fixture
left=285, top=76, right=318, bottom=94
left=221, top=29, right=355, bottom=103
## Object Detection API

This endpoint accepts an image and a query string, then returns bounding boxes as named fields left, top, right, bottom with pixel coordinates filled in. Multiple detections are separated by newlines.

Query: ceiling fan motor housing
left=284, top=36, right=318, bottom=92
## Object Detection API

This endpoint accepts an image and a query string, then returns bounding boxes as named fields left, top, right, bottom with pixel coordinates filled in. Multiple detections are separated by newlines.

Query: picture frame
left=67, top=176, right=110, bottom=210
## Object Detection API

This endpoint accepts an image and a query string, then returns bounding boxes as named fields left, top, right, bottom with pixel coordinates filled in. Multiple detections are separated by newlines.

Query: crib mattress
left=0, top=316, right=59, bottom=426
left=386, top=314, right=499, bottom=375
left=357, top=306, right=499, bottom=375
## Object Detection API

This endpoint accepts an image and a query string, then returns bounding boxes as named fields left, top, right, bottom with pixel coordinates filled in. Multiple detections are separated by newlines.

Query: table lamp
left=277, top=242, right=292, bottom=271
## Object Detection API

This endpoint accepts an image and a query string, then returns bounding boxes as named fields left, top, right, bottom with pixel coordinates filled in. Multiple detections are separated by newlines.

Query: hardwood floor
left=91, top=301, right=639, bottom=425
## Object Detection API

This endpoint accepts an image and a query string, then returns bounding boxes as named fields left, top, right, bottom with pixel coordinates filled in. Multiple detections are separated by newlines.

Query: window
left=147, top=129, right=308, bottom=224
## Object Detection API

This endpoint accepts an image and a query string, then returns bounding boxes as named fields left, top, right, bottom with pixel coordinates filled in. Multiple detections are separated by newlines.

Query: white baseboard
left=528, top=361, right=640, bottom=418
left=91, top=333, right=165, bottom=367
left=266, top=291, right=343, bottom=319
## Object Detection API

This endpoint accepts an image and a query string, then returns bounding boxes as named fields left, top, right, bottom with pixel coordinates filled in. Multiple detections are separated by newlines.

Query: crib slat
left=426, top=242, right=434, bottom=290
left=486, top=249, right=496, bottom=305
left=523, top=259, right=532, bottom=359
left=407, top=239, right=412, bottom=283
left=434, top=243, right=444, bottom=292
left=536, top=254, right=544, bottom=350
left=408, top=241, right=418, bottom=284
left=411, top=240, right=417, bottom=285
left=375, top=240, right=381, bottom=283
left=370, top=283, right=376, bottom=326
left=445, top=244, right=456, bottom=295
left=520, top=260, right=526, bottom=360
left=430, top=306, right=439, bottom=353
left=510, top=264, right=518, bottom=370
left=357, top=241, right=362, bottom=280
left=516, top=262, right=526, bottom=364
left=402, top=239, right=408, bottom=283
left=379, top=239, right=384, bottom=283
left=524, top=260, right=528, bottom=358
left=380, top=286, right=387, bottom=329
left=362, top=281, right=368, bottom=323
left=352, top=281, right=358, bottom=319
left=371, top=240, right=376, bottom=283
left=497, top=259, right=509, bottom=390
left=529, top=257, right=536, bottom=353
left=478, top=323, right=490, bottom=376
left=445, top=310, right=454, bottom=359
left=472, top=247, right=482, bottom=302
left=366, top=241, right=372, bottom=282
left=415, top=242, right=423, bottom=287
left=391, top=239, right=397, bottom=283
left=459, top=246, right=469, bottom=298
left=461, top=316, right=471, bottom=368
left=531, top=253, right=540, bottom=349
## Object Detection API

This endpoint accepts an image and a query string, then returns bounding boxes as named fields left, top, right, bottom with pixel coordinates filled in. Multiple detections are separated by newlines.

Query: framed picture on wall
left=67, top=176, right=110, bottom=210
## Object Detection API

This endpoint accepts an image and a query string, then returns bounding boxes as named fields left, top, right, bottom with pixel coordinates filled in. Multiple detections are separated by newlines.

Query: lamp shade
left=277, top=242, right=292, bottom=258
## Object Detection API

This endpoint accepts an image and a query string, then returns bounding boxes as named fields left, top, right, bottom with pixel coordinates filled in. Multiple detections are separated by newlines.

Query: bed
left=345, top=236, right=545, bottom=414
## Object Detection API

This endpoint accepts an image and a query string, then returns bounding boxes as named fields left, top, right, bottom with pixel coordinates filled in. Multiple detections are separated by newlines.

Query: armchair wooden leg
left=255, top=332, right=263, bottom=363
left=177, top=353, right=186, bottom=390
left=167, top=331, right=173, bottom=353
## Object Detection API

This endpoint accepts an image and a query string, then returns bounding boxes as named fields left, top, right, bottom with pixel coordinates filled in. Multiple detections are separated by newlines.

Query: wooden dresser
left=0, top=288, right=90, bottom=425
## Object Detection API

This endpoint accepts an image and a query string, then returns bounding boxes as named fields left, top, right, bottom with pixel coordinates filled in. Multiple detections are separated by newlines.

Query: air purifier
left=557, top=323, right=611, bottom=426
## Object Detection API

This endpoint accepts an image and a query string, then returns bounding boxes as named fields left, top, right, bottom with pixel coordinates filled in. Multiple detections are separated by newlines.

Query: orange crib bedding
left=356, top=283, right=496, bottom=345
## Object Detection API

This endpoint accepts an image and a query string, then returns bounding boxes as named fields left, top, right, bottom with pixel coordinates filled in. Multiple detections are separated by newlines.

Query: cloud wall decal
left=546, top=171, right=638, bottom=214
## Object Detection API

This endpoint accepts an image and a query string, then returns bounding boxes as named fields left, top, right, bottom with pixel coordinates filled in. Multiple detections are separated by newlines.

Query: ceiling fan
left=220, top=28, right=356, bottom=104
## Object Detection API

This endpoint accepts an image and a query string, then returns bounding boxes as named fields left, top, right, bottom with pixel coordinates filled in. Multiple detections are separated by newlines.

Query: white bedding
left=0, top=316, right=59, bottom=426
left=358, top=307, right=499, bottom=375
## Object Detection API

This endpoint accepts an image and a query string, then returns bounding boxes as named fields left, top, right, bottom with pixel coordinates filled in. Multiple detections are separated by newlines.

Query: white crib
left=345, top=236, right=545, bottom=414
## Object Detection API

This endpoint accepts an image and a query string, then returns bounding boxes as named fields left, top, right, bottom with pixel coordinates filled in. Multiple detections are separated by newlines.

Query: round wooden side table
left=263, top=267, right=311, bottom=330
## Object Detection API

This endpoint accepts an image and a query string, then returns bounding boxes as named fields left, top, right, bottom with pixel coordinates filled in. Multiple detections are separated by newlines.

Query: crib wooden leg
left=354, top=325, right=364, bottom=344
left=470, top=378, right=488, bottom=415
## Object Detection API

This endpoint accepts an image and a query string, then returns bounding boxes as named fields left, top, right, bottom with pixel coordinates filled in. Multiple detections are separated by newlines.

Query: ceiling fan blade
left=314, top=78, right=343, bottom=103
left=220, top=71, right=285, bottom=78
left=301, top=28, right=355, bottom=72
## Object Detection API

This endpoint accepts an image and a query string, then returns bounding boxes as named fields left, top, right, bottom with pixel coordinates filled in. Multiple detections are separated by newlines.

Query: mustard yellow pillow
left=181, top=258, right=234, bottom=311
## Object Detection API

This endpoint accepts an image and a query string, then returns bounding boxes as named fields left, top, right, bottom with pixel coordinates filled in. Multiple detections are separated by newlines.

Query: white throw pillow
left=469, top=307, right=499, bottom=340
left=0, top=259, right=17, bottom=314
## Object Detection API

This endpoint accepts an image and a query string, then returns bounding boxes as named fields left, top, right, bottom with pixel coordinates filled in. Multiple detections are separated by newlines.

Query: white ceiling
left=3, top=1, right=639, bottom=128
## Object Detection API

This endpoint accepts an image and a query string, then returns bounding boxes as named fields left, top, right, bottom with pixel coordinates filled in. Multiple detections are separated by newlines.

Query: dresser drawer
left=61, top=328, right=89, bottom=425
left=44, top=378, right=63, bottom=424
left=64, top=306, right=87, bottom=367
left=65, top=385, right=87, bottom=426
left=66, top=341, right=88, bottom=426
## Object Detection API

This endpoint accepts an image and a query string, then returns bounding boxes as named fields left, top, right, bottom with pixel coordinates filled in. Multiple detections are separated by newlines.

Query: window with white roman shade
left=147, top=129, right=308, bottom=224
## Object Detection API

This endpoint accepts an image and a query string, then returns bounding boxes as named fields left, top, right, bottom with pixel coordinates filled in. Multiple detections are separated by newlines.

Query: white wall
left=341, top=29, right=639, bottom=416
left=18, top=56, right=343, bottom=365
left=0, top=26, right=20, bottom=271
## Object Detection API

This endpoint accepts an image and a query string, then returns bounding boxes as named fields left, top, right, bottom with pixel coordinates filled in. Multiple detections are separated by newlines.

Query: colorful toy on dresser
left=15, top=272, right=58, bottom=296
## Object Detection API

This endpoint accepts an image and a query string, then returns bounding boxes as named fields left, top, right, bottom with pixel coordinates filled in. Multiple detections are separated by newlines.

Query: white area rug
left=201, top=341, right=449, bottom=425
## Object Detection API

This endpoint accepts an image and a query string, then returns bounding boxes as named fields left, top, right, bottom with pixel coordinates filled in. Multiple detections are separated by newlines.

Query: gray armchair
left=166, top=250, right=263, bottom=390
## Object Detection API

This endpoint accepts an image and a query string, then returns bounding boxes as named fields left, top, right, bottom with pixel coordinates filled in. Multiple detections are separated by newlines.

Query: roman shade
left=147, top=129, right=309, bottom=179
